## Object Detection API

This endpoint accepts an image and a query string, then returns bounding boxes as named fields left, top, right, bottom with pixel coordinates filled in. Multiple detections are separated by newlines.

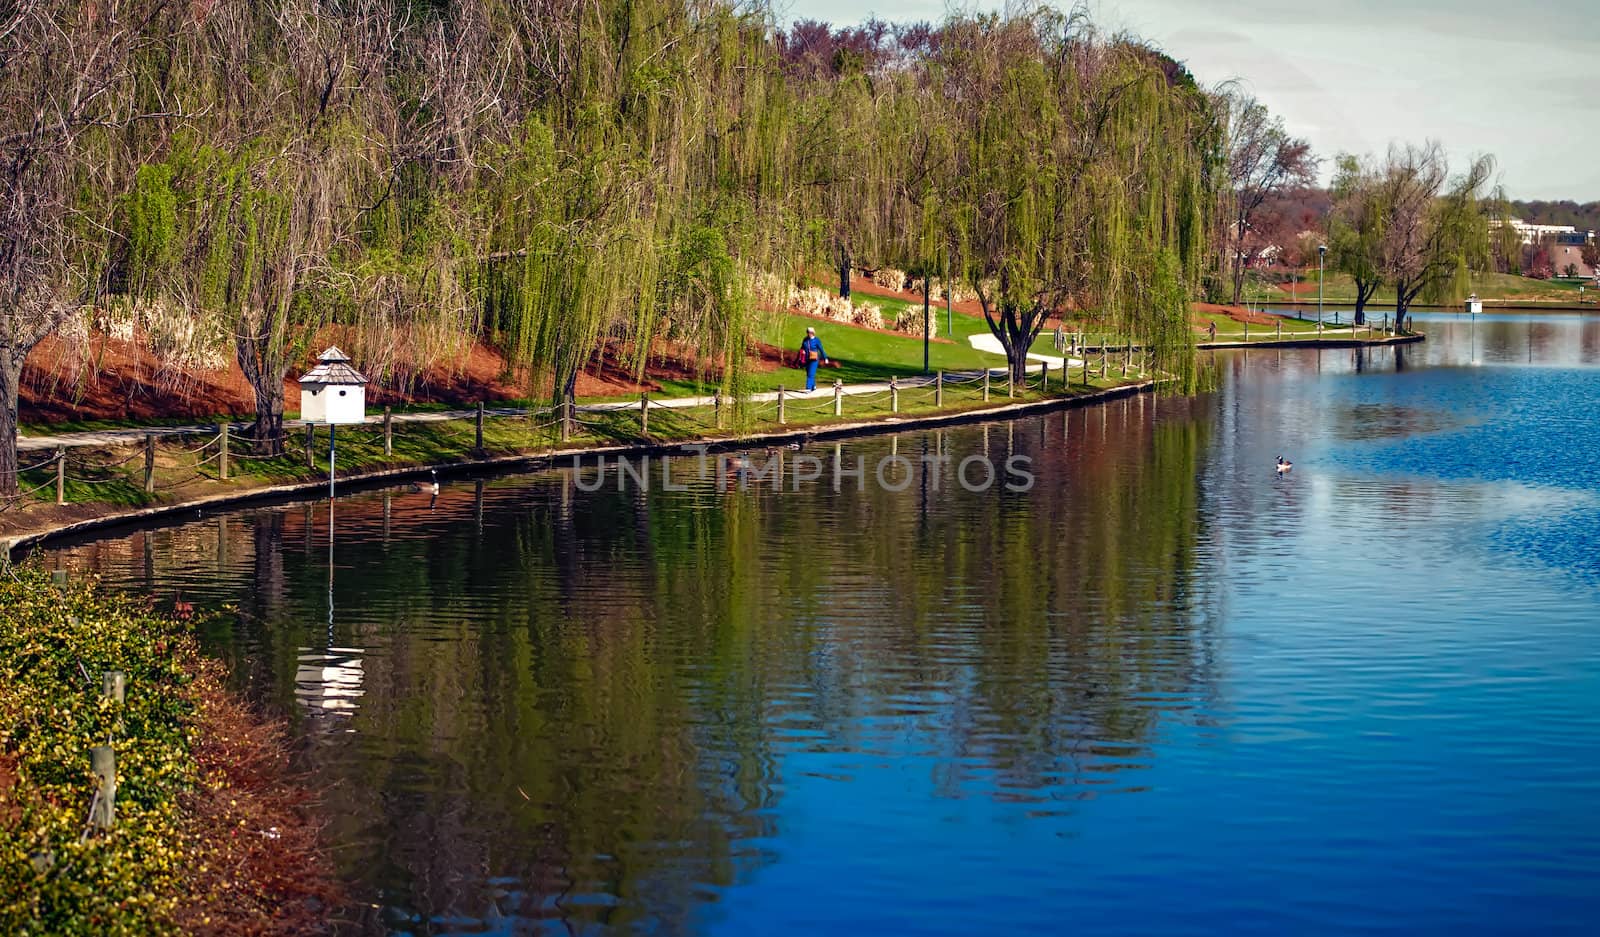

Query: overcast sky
left=778, top=0, right=1600, bottom=201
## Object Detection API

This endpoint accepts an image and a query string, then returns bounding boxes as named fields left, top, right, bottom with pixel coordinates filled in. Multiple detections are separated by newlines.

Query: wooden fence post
left=983, top=368, right=990, bottom=402
left=777, top=386, right=787, bottom=425
left=90, top=746, right=115, bottom=830
left=1040, top=360, right=1048, bottom=392
left=1276, top=321, right=1282, bottom=341
left=383, top=406, right=393, bottom=456
left=560, top=397, right=571, bottom=442
left=143, top=435, right=155, bottom=493
left=935, top=371, right=943, bottom=407
left=714, top=393, right=723, bottom=429
left=833, top=381, right=842, bottom=417
left=475, top=401, right=485, bottom=451
left=55, top=448, right=65, bottom=505
left=639, top=393, right=649, bottom=435
left=219, top=423, right=229, bottom=480
left=103, top=671, right=125, bottom=704
left=890, top=377, right=898, bottom=413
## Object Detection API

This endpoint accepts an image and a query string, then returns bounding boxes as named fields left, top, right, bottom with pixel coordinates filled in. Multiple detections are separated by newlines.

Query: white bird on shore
left=1275, top=456, right=1293, bottom=474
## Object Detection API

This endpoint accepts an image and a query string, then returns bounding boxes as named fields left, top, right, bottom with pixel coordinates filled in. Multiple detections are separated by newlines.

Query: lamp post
left=1317, top=243, right=1327, bottom=327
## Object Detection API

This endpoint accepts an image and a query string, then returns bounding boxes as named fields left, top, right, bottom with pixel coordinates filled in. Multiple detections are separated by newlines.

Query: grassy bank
left=1245, top=270, right=1594, bottom=306
left=0, top=567, right=334, bottom=935
left=4, top=368, right=1151, bottom=543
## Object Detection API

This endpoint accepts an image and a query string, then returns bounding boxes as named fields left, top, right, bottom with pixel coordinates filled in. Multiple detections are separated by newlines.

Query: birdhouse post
left=298, top=347, right=369, bottom=499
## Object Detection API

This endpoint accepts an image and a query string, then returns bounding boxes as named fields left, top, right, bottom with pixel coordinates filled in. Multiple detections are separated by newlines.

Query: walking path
left=965, top=332, right=1075, bottom=369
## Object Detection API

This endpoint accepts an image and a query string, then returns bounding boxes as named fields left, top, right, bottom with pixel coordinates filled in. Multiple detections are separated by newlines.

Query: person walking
left=799, top=326, right=828, bottom=392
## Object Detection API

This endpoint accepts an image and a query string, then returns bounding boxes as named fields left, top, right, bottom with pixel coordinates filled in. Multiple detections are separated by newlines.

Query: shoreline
left=1197, top=333, right=1425, bottom=350
left=6, top=332, right=1428, bottom=559
left=1264, top=299, right=1596, bottom=313
left=9, top=380, right=1155, bottom=558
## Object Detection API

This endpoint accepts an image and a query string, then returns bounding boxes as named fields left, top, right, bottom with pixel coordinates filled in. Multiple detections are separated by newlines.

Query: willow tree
left=1327, top=154, right=1386, bottom=324
left=478, top=0, right=803, bottom=410
left=934, top=11, right=1214, bottom=384
left=1324, top=142, right=1484, bottom=332
left=116, top=0, right=479, bottom=453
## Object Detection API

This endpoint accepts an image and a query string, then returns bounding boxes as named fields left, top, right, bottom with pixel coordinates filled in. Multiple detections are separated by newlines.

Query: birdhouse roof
left=299, top=347, right=368, bottom=385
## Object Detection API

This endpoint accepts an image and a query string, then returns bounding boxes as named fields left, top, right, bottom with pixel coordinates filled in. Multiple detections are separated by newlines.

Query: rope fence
left=7, top=367, right=1159, bottom=510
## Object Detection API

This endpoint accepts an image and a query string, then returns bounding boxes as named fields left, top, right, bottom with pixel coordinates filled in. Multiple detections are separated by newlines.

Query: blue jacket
left=800, top=335, right=826, bottom=363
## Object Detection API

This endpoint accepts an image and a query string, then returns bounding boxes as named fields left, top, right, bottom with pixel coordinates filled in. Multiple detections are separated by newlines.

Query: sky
left=778, top=0, right=1600, bottom=202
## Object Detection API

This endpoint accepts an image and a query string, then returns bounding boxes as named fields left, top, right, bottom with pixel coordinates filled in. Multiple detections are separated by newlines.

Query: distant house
left=1496, top=218, right=1596, bottom=247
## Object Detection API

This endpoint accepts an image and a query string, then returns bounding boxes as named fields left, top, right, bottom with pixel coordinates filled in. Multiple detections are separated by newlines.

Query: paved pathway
left=965, top=331, right=1079, bottom=370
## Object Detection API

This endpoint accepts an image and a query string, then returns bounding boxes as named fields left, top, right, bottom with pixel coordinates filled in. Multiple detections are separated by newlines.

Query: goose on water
left=1275, top=456, right=1293, bottom=474
left=410, top=469, right=439, bottom=494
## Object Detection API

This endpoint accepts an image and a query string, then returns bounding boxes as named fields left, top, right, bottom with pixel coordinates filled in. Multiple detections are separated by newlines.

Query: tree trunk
left=0, top=354, right=22, bottom=499
left=1009, top=348, right=1029, bottom=383
left=250, top=377, right=286, bottom=457
left=1230, top=249, right=1247, bottom=306
left=837, top=243, right=851, bottom=299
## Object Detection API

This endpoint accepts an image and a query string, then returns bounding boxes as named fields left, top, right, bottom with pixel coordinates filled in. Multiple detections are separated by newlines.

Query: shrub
left=0, top=568, right=201, bottom=935
left=892, top=306, right=939, bottom=338
left=851, top=302, right=884, bottom=329
left=868, top=267, right=907, bottom=291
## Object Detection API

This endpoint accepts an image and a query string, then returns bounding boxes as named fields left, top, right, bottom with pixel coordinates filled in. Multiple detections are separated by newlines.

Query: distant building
left=1497, top=218, right=1596, bottom=247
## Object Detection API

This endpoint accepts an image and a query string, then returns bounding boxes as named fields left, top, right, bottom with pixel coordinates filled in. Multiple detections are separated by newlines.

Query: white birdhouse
left=1465, top=294, right=1482, bottom=315
left=298, top=346, right=368, bottom=424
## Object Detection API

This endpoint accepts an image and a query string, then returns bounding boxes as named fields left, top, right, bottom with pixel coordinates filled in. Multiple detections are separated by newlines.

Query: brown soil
left=20, top=330, right=788, bottom=426
left=0, top=752, right=18, bottom=828
left=174, top=656, right=341, bottom=936
left=844, top=275, right=990, bottom=318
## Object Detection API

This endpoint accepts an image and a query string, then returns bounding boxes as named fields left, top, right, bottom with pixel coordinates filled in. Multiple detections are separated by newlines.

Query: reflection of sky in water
left=1323, top=364, right=1600, bottom=580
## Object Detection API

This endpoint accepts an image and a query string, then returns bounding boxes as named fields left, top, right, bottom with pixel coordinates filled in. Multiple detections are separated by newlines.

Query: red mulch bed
left=1192, top=302, right=1280, bottom=326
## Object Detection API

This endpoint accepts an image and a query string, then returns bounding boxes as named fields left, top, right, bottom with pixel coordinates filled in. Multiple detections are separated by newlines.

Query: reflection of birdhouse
left=298, top=346, right=368, bottom=424
left=1465, top=294, right=1482, bottom=315
left=294, top=646, right=365, bottom=718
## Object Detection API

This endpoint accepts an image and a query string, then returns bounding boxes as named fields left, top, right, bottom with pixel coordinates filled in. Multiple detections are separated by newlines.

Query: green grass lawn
left=1245, top=270, right=1590, bottom=306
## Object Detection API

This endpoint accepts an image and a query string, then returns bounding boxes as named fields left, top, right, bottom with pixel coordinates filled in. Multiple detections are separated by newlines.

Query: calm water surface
left=48, top=313, right=1600, bottom=934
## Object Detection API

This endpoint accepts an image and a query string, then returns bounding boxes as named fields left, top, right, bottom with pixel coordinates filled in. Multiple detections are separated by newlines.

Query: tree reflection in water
left=50, top=396, right=1220, bottom=933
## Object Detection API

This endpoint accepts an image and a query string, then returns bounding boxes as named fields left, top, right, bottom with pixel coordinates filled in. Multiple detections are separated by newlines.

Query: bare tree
left=1219, top=89, right=1315, bottom=305
left=0, top=0, right=182, bottom=497
left=1374, top=143, right=1493, bottom=330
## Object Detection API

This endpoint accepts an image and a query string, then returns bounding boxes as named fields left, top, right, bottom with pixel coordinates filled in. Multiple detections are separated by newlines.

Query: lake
left=46, top=312, right=1600, bottom=935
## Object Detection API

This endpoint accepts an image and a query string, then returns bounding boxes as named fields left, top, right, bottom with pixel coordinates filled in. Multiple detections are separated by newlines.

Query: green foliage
left=0, top=568, right=205, bottom=935
left=120, top=165, right=178, bottom=295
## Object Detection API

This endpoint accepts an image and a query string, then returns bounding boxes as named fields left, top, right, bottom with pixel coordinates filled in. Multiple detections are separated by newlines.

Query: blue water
left=48, top=313, right=1600, bottom=934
